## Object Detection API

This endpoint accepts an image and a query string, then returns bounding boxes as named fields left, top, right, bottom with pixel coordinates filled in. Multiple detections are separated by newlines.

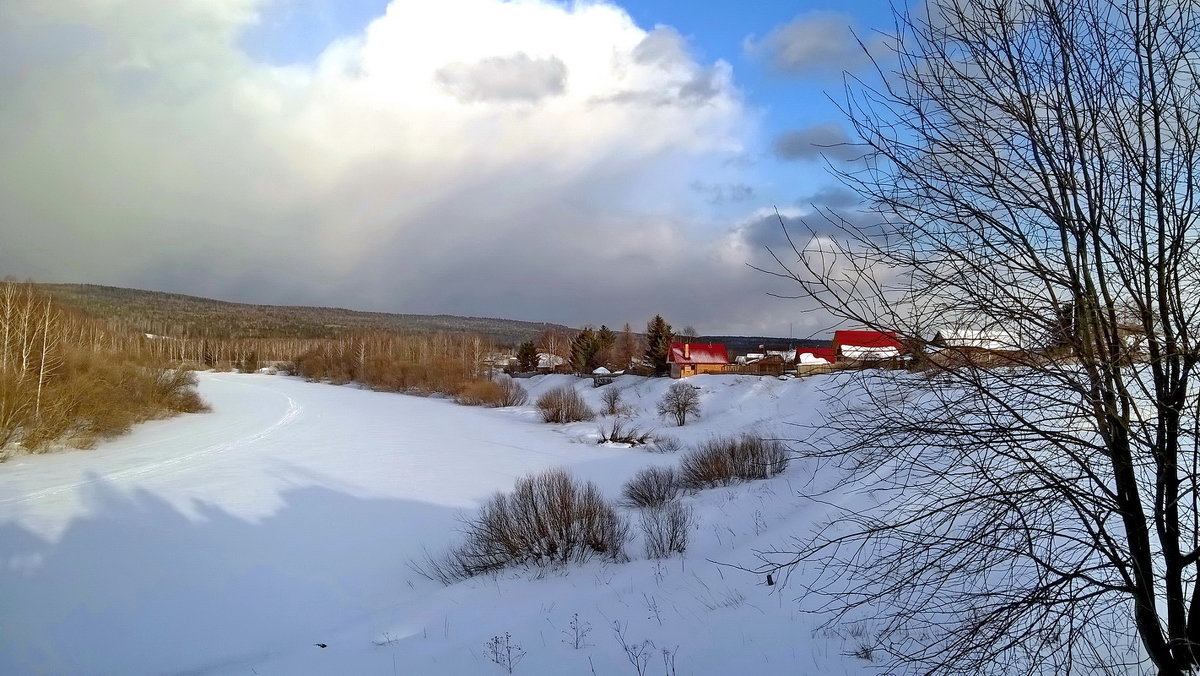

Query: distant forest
left=41, top=284, right=812, bottom=352
left=42, top=284, right=573, bottom=345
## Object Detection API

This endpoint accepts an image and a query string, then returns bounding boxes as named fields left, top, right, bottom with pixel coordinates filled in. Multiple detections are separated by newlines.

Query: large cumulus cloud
left=0, top=0, right=823, bottom=335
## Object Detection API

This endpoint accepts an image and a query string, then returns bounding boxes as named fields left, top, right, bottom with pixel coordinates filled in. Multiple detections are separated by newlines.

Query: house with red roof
left=832, top=330, right=906, bottom=362
left=668, top=342, right=728, bottom=378
left=797, top=346, right=837, bottom=364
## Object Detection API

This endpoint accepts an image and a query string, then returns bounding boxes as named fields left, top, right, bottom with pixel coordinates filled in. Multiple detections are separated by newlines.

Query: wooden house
left=669, top=342, right=728, bottom=378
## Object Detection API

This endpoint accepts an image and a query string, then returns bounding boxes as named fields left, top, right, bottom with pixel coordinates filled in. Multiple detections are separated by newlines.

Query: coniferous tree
left=644, top=315, right=673, bottom=377
left=516, top=340, right=538, bottom=372
left=570, top=327, right=600, bottom=373
left=595, top=325, right=616, bottom=368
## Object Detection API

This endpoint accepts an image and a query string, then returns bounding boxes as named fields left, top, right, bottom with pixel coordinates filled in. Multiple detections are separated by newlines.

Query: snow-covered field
left=0, top=372, right=870, bottom=676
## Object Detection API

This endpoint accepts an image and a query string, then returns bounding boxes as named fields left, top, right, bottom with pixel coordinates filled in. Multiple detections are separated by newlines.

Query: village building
left=797, top=346, right=836, bottom=364
left=668, top=342, right=728, bottom=378
left=832, top=330, right=906, bottom=362
left=931, top=328, right=1022, bottom=352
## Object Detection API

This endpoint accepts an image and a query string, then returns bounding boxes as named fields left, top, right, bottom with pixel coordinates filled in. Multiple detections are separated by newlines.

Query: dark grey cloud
left=773, top=123, right=861, bottom=162
left=596, top=64, right=727, bottom=108
left=797, top=186, right=861, bottom=210
left=436, top=52, right=567, bottom=103
left=732, top=211, right=808, bottom=251
left=0, top=0, right=825, bottom=337
left=599, top=27, right=727, bottom=108
left=745, top=11, right=889, bottom=77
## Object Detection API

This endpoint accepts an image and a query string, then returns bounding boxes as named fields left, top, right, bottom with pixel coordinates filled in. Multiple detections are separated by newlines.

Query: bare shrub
left=455, top=378, right=526, bottom=407
left=679, top=435, right=789, bottom=489
left=656, top=383, right=700, bottom=426
left=622, top=466, right=679, bottom=508
left=417, top=468, right=628, bottom=583
left=495, top=378, right=528, bottom=407
left=597, top=418, right=653, bottom=446
left=641, top=500, right=693, bottom=559
left=0, top=281, right=211, bottom=454
left=456, top=380, right=504, bottom=406
left=153, top=369, right=208, bottom=413
left=600, top=387, right=623, bottom=415
left=536, top=386, right=594, bottom=423
left=485, top=632, right=526, bottom=674
left=650, top=434, right=682, bottom=454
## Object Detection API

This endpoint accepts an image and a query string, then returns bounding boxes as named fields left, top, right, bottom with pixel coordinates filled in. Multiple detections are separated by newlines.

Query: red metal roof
left=833, top=330, right=904, bottom=350
left=669, top=342, right=728, bottom=365
left=799, top=346, right=837, bottom=362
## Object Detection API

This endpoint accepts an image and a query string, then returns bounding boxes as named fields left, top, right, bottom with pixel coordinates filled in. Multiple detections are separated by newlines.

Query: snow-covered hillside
left=0, top=372, right=870, bottom=675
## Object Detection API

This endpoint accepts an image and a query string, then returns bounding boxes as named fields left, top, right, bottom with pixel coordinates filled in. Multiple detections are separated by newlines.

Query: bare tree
left=757, top=1, right=1200, bottom=674
left=34, top=298, right=60, bottom=420
left=657, top=383, right=699, bottom=427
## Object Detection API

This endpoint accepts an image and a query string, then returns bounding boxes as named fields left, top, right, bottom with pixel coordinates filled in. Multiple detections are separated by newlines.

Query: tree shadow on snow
left=0, top=477, right=462, bottom=676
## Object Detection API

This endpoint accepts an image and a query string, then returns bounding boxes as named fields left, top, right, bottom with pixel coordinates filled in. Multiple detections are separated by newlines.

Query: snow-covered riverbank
left=0, top=372, right=867, bottom=675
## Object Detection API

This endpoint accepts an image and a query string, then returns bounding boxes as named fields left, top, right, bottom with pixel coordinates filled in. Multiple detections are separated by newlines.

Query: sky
left=0, top=0, right=900, bottom=337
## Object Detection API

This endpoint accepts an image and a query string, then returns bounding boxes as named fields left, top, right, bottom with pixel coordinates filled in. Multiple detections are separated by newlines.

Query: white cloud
left=0, top=0, right=820, bottom=335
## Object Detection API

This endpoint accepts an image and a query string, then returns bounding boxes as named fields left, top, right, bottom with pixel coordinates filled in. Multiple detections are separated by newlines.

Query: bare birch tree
left=757, top=1, right=1200, bottom=674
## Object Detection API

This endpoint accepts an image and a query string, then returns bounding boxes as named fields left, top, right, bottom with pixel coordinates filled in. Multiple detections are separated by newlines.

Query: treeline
left=291, top=333, right=498, bottom=395
left=518, top=314, right=676, bottom=376
left=0, top=282, right=206, bottom=458
left=44, top=283, right=568, bottom=344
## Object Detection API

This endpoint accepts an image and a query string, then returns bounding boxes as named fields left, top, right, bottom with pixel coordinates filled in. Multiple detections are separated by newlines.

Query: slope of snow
left=0, top=372, right=870, bottom=675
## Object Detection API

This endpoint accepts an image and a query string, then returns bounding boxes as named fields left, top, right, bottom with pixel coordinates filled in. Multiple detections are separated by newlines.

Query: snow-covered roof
left=766, top=349, right=797, bottom=362
left=668, top=343, right=728, bottom=365
left=592, top=367, right=612, bottom=375
left=834, top=330, right=903, bottom=350
left=537, top=353, right=567, bottom=369
left=799, top=346, right=837, bottom=363
left=840, top=345, right=901, bottom=360
left=932, top=328, right=1022, bottom=351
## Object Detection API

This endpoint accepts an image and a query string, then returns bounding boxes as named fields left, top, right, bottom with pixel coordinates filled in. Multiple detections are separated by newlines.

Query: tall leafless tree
left=756, top=1, right=1200, bottom=674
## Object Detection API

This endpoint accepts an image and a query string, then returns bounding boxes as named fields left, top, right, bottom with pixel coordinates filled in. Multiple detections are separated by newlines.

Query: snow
left=840, top=345, right=900, bottom=360
left=0, top=372, right=872, bottom=675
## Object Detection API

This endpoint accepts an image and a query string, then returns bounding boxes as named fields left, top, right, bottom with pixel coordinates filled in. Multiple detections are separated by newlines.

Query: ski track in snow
left=0, top=376, right=302, bottom=508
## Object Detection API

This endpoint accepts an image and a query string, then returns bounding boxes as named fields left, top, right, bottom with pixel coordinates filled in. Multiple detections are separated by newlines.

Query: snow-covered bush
left=640, top=500, right=693, bottom=558
left=622, top=466, right=679, bottom=508
left=679, top=435, right=789, bottom=488
left=536, top=386, right=593, bottom=423
left=418, top=468, right=628, bottom=583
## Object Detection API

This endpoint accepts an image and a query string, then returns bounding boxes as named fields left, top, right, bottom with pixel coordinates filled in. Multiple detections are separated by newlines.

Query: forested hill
left=696, top=335, right=827, bottom=353
left=41, top=284, right=573, bottom=345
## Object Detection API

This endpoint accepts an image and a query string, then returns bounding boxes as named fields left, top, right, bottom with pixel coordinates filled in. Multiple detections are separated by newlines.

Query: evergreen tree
left=644, top=315, right=673, bottom=376
left=595, top=325, right=616, bottom=367
left=570, top=327, right=599, bottom=373
left=516, top=340, right=538, bottom=372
